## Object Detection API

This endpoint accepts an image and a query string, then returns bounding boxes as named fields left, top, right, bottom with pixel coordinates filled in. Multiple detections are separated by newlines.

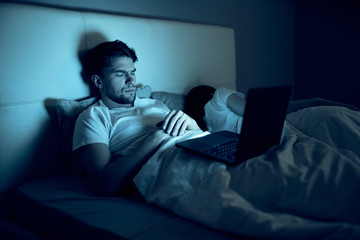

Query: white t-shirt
left=204, top=87, right=245, bottom=133
left=73, top=97, right=170, bottom=160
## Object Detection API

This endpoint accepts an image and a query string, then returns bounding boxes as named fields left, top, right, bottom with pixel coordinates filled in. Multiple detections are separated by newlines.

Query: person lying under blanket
left=185, top=84, right=359, bottom=156
left=73, top=40, right=360, bottom=239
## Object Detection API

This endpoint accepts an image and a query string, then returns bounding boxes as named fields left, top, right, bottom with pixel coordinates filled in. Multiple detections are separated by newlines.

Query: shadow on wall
left=33, top=32, right=109, bottom=186
left=78, top=32, right=108, bottom=97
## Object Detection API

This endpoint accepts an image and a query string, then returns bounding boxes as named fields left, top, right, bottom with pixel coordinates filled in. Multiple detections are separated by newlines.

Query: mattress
left=13, top=173, right=244, bottom=240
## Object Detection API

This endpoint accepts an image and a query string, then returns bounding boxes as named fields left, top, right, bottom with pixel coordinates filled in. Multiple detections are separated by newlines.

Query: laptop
left=176, top=85, right=292, bottom=165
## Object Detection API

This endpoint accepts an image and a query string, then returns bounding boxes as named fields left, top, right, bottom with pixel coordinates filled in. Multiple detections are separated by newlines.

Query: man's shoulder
left=78, top=100, right=110, bottom=121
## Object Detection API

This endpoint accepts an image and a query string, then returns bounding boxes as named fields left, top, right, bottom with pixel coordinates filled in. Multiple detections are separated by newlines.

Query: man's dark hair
left=84, top=40, right=138, bottom=77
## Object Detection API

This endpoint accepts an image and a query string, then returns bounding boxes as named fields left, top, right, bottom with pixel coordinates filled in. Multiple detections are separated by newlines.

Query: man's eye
left=116, top=74, right=124, bottom=78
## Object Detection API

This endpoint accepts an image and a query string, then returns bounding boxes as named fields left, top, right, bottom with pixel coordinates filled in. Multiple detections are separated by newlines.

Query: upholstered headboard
left=0, top=3, right=236, bottom=193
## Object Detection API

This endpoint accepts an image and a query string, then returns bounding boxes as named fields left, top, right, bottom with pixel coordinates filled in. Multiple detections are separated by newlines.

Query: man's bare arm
left=74, top=130, right=170, bottom=196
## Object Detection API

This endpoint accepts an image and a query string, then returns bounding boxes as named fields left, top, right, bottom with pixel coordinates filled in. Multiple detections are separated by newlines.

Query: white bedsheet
left=134, top=106, right=360, bottom=239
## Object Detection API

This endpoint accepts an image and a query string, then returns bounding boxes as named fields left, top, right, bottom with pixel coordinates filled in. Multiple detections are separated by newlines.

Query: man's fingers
left=170, top=114, right=187, bottom=136
left=162, top=110, right=176, bottom=130
left=161, top=110, right=201, bottom=136
left=162, top=110, right=189, bottom=136
left=177, top=118, right=189, bottom=136
left=164, top=110, right=180, bottom=134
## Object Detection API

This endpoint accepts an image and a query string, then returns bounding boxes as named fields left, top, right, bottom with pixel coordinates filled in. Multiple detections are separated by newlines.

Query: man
left=73, top=40, right=202, bottom=196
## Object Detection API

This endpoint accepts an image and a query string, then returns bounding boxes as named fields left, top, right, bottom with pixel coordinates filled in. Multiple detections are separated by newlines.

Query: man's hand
left=158, top=110, right=202, bottom=136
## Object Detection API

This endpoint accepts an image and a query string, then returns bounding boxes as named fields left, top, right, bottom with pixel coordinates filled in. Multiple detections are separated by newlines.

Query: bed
left=14, top=173, right=240, bottom=240
left=9, top=87, right=360, bottom=240
left=1, top=2, right=360, bottom=240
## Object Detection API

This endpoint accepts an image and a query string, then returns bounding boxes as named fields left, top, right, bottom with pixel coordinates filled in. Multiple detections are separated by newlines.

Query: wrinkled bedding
left=134, top=106, right=360, bottom=239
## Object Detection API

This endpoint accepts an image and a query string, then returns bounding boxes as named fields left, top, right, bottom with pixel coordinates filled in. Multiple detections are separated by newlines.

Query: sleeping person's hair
left=84, top=40, right=138, bottom=77
left=184, top=85, right=216, bottom=131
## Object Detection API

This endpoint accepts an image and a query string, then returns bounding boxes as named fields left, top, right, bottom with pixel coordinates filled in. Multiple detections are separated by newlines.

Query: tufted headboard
left=0, top=3, right=236, bottom=193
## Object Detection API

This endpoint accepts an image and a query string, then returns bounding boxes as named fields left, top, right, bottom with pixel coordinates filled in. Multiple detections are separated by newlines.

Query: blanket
left=134, top=106, right=360, bottom=239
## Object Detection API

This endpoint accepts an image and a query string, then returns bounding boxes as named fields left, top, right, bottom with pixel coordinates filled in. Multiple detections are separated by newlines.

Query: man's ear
left=91, top=75, right=103, bottom=90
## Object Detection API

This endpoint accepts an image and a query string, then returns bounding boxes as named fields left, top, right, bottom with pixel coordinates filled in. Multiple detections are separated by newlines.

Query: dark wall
left=295, top=0, right=360, bottom=108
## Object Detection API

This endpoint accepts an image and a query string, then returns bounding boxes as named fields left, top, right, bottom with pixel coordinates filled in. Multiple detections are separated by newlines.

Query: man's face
left=100, top=56, right=137, bottom=107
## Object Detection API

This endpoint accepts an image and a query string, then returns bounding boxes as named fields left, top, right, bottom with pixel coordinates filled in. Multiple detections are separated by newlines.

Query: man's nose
left=125, top=74, right=135, bottom=84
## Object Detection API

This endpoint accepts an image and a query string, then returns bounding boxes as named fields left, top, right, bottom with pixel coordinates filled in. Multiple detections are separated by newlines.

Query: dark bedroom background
left=295, top=0, right=360, bottom=109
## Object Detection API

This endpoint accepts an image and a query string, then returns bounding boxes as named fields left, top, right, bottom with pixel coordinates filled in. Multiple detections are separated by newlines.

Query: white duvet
left=134, top=106, right=360, bottom=240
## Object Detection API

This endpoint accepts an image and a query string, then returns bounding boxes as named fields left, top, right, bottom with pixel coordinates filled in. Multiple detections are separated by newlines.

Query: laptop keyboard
left=202, top=139, right=239, bottom=162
